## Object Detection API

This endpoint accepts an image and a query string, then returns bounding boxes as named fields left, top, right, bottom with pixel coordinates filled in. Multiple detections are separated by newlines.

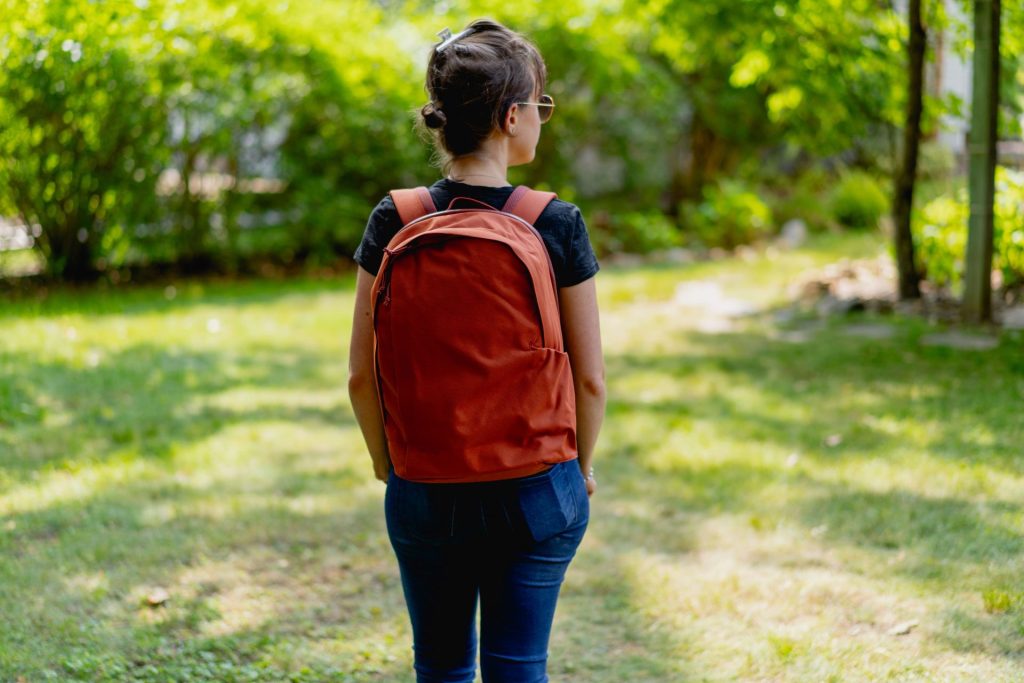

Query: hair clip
left=436, top=27, right=474, bottom=53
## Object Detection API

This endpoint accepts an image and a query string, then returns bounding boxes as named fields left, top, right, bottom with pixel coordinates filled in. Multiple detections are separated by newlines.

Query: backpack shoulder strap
left=502, top=186, right=556, bottom=225
left=390, top=187, right=437, bottom=226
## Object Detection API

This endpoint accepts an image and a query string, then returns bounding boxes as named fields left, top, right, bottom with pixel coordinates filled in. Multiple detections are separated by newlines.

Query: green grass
left=2, top=231, right=1023, bottom=681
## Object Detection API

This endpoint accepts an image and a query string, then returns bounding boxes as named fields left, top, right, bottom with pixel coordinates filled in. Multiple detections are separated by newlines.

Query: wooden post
left=963, top=0, right=1001, bottom=323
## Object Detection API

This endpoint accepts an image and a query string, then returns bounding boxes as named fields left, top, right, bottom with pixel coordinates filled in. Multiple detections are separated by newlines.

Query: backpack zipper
left=379, top=248, right=396, bottom=307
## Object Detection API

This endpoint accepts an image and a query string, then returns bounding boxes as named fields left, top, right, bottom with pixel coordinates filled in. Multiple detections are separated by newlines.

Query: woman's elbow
left=576, top=371, right=606, bottom=400
left=347, top=368, right=374, bottom=396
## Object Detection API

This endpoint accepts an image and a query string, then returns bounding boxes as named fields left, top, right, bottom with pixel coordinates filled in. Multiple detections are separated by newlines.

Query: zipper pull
left=379, top=263, right=393, bottom=307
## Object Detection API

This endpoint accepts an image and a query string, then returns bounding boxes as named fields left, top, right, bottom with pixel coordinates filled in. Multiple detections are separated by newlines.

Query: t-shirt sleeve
left=559, top=208, right=601, bottom=288
left=352, top=196, right=403, bottom=276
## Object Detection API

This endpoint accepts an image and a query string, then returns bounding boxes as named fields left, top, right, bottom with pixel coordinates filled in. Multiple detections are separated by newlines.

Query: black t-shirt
left=353, top=179, right=600, bottom=288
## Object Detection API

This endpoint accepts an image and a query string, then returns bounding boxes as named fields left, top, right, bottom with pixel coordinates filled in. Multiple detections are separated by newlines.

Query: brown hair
left=419, top=19, right=547, bottom=168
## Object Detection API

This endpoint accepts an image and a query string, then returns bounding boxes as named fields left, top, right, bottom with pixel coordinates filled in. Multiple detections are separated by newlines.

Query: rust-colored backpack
left=371, top=185, right=578, bottom=483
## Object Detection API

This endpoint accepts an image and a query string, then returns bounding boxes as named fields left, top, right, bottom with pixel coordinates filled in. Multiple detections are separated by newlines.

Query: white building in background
left=888, top=0, right=974, bottom=157
left=918, top=0, right=1024, bottom=166
left=931, top=0, right=973, bottom=157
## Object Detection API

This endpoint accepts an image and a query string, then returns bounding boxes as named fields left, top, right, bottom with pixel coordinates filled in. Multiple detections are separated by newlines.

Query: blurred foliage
left=0, top=0, right=167, bottom=281
left=0, top=0, right=1022, bottom=279
left=686, top=180, right=774, bottom=249
left=0, top=0, right=425, bottom=279
left=915, top=194, right=968, bottom=288
left=829, top=171, right=890, bottom=230
left=588, top=210, right=681, bottom=257
left=914, top=167, right=1024, bottom=290
left=766, top=168, right=836, bottom=234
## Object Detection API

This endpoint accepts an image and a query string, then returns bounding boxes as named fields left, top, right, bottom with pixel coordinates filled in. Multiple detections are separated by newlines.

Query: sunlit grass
left=2, top=232, right=1023, bottom=681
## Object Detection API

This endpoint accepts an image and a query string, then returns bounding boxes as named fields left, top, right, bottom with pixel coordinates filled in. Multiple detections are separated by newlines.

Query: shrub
left=994, top=168, right=1024, bottom=288
left=686, top=180, right=774, bottom=249
left=830, top=171, right=889, bottom=229
left=0, top=0, right=424, bottom=278
left=0, top=0, right=168, bottom=280
left=914, top=196, right=968, bottom=288
left=587, top=210, right=680, bottom=256
left=913, top=168, right=1024, bottom=290
left=768, top=169, right=835, bottom=233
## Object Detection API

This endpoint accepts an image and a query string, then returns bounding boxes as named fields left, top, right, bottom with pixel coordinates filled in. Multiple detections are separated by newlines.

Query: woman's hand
left=373, top=455, right=392, bottom=483
left=584, top=474, right=597, bottom=498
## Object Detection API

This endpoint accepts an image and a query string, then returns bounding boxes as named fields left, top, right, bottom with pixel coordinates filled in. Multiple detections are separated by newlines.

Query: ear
left=502, top=103, right=519, bottom=135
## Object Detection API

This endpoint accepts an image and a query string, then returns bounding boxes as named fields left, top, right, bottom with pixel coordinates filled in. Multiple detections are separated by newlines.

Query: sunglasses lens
left=539, top=94, right=554, bottom=123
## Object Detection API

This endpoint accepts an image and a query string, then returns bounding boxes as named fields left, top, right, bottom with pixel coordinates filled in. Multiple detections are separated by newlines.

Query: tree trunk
left=61, top=233, right=99, bottom=282
left=892, top=0, right=925, bottom=300
left=963, top=0, right=1001, bottom=323
left=666, top=112, right=733, bottom=217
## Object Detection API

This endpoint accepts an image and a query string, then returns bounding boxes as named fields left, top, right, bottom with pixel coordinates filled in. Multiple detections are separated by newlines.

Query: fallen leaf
left=146, top=588, right=170, bottom=607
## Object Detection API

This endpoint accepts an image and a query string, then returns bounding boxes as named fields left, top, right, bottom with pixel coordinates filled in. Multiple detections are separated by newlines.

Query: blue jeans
left=385, top=458, right=590, bottom=683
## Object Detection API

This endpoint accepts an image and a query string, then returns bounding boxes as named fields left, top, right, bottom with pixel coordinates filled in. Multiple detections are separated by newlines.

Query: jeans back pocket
left=516, top=461, right=581, bottom=542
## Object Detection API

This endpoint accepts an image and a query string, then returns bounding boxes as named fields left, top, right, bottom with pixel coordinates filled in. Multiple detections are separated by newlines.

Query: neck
left=448, top=142, right=509, bottom=187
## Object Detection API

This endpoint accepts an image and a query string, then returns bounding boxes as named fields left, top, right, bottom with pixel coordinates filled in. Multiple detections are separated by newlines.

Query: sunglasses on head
left=515, top=94, right=555, bottom=124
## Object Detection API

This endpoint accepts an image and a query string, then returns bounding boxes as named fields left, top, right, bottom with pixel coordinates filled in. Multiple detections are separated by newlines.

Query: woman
left=347, top=19, right=605, bottom=683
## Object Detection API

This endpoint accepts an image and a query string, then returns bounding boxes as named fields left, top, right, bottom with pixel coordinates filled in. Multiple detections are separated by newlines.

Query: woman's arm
left=559, top=277, right=606, bottom=496
left=348, top=266, right=391, bottom=482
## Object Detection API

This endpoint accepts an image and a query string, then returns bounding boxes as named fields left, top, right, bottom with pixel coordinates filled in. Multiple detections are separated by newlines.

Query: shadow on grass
left=0, top=271, right=357, bottom=321
left=600, top=321, right=1024, bottom=669
left=798, top=484, right=1024, bottom=666
left=0, top=461, right=693, bottom=682
left=1, top=465, right=410, bottom=681
left=607, top=322, right=1024, bottom=476
left=796, top=486, right=1024, bottom=571
left=0, top=341, right=353, bottom=487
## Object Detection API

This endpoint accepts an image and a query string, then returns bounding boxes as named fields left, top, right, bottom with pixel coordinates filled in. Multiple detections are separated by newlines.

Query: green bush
left=686, top=180, right=774, bottom=249
left=830, top=171, right=889, bottom=229
left=588, top=210, right=681, bottom=257
left=913, top=167, right=1024, bottom=290
left=994, top=169, right=1024, bottom=288
left=914, top=196, right=968, bottom=288
left=0, top=0, right=168, bottom=280
left=768, top=168, right=835, bottom=233
left=148, top=1, right=424, bottom=269
left=0, top=0, right=424, bottom=277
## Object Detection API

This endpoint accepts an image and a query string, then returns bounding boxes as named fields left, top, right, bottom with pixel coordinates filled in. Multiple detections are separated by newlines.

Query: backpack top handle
left=446, top=196, right=498, bottom=212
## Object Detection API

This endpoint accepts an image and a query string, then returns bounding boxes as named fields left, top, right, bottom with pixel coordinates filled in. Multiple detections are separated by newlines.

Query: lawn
left=1, top=232, right=1022, bottom=682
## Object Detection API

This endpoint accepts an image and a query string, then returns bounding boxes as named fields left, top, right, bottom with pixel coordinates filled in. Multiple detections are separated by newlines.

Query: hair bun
left=421, top=102, right=447, bottom=129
